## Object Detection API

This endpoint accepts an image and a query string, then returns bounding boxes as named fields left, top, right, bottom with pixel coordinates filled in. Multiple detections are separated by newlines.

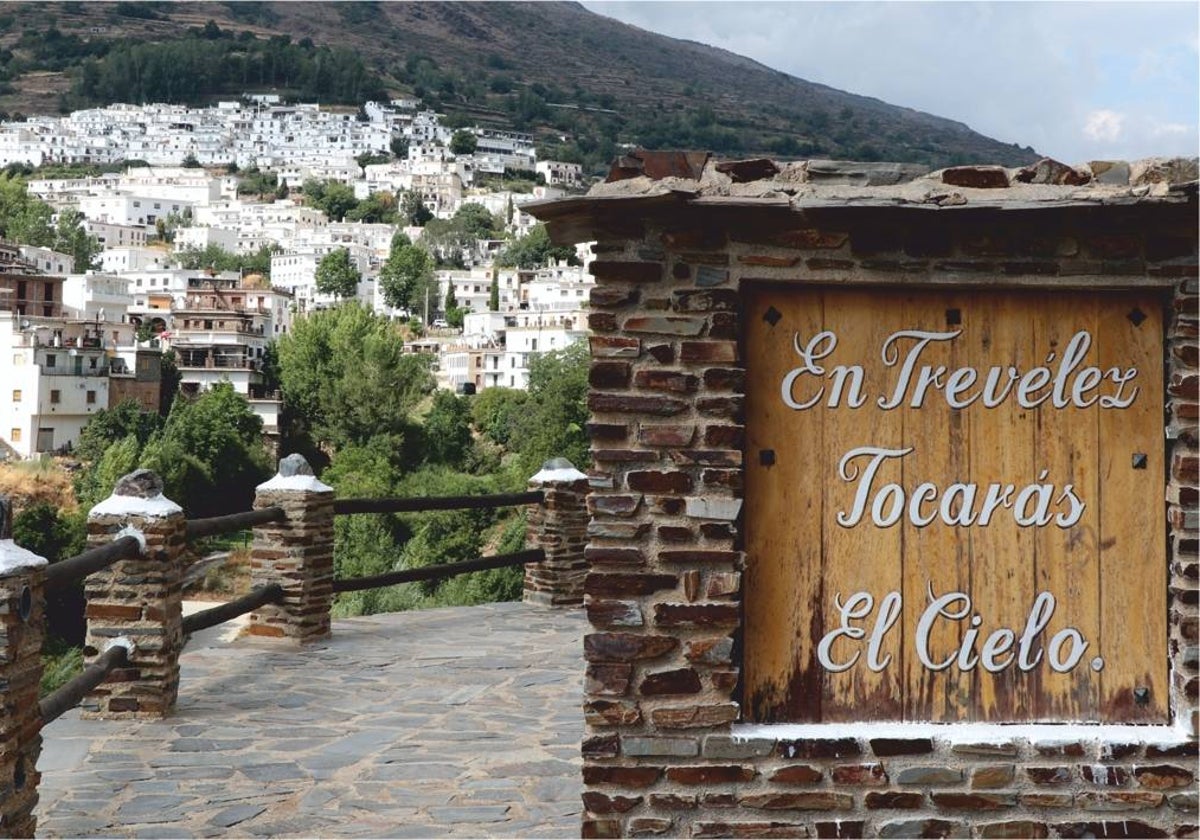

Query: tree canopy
left=276, top=303, right=434, bottom=455
left=315, top=248, right=361, bottom=299
left=497, top=223, right=578, bottom=269
left=378, top=233, right=434, bottom=313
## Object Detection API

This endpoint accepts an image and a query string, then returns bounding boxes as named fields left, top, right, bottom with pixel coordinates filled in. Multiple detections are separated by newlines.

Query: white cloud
left=1084, top=110, right=1125, bottom=143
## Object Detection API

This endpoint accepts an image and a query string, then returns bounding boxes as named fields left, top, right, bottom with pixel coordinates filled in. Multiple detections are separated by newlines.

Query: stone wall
left=566, top=186, right=1198, bottom=838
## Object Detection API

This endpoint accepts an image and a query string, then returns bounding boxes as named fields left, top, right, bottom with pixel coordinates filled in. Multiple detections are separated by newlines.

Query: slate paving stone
left=210, top=804, right=268, bottom=828
left=40, top=603, right=585, bottom=838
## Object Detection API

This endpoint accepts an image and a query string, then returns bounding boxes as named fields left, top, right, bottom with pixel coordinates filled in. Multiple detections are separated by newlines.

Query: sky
left=581, top=1, right=1199, bottom=164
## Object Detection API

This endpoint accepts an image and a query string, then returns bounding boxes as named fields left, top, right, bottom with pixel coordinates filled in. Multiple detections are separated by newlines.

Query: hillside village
left=0, top=96, right=595, bottom=459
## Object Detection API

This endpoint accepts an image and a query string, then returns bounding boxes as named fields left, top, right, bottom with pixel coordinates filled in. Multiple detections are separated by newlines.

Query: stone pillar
left=524, top=457, right=590, bottom=607
left=83, top=470, right=185, bottom=719
left=248, top=454, right=335, bottom=643
left=0, top=497, right=47, bottom=838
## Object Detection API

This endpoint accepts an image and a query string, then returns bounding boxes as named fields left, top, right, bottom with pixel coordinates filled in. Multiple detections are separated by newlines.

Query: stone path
left=38, top=602, right=587, bottom=838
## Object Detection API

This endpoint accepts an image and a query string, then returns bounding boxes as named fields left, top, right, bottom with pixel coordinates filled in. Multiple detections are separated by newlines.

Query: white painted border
left=733, top=720, right=1194, bottom=745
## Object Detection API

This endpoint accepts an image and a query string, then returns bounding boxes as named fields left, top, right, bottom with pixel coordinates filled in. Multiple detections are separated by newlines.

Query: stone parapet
left=525, top=458, right=590, bottom=607
left=0, top=497, right=47, bottom=838
left=558, top=186, right=1200, bottom=837
left=248, top=454, right=334, bottom=642
left=82, top=470, right=184, bottom=719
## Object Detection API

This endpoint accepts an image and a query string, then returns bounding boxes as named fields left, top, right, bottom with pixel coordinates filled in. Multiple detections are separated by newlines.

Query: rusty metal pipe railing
left=332, top=548, right=545, bottom=594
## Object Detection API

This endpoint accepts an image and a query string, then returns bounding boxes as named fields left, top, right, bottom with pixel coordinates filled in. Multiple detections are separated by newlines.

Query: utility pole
left=424, top=284, right=429, bottom=326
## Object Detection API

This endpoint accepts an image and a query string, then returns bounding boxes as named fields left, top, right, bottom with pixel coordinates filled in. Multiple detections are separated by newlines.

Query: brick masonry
left=526, top=460, right=591, bottom=607
left=0, top=523, right=46, bottom=838
left=534, top=159, right=1200, bottom=838
left=83, top=472, right=185, bottom=720
left=248, top=457, right=335, bottom=643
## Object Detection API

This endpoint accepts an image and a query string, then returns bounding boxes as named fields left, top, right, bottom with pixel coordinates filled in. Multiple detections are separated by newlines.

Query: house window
left=50, top=390, right=60, bottom=404
left=86, top=390, right=96, bottom=404
left=46, top=354, right=56, bottom=367
left=10, top=428, right=21, bottom=443
left=11, top=390, right=21, bottom=402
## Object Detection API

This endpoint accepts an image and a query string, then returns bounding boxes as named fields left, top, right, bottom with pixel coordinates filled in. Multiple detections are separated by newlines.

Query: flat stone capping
left=0, top=538, right=47, bottom=574
left=734, top=722, right=1196, bottom=746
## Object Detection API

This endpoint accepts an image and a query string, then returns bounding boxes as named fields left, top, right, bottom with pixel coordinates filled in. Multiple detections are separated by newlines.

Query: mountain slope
left=0, top=2, right=1039, bottom=170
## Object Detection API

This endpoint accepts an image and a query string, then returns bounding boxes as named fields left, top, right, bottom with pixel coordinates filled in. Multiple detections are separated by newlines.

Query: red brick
left=659, top=550, right=740, bottom=564
left=628, top=471, right=693, bottom=493
left=584, top=632, right=677, bottom=662
left=587, top=423, right=629, bottom=442
left=638, top=424, right=696, bottom=446
left=739, top=254, right=801, bottom=267
left=584, top=699, right=641, bottom=726
left=590, top=361, right=631, bottom=389
left=589, top=312, right=618, bottom=332
left=667, top=765, right=755, bottom=784
left=833, top=763, right=887, bottom=785
left=654, top=603, right=740, bottom=628
left=633, top=370, right=699, bottom=393
left=585, top=663, right=632, bottom=695
left=590, top=336, right=641, bottom=358
left=589, top=394, right=688, bottom=416
left=681, top=341, right=738, bottom=363
left=582, top=734, right=621, bottom=759
left=583, top=765, right=662, bottom=787
left=583, top=573, right=672, bottom=600
left=703, top=367, right=745, bottom=391
left=741, top=792, right=853, bottom=810
left=1134, top=764, right=1195, bottom=789
left=931, top=792, right=1017, bottom=810
left=582, top=792, right=642, bottom=814
left=590, top=261, right=663, bottom=283
left=584, top=547, right=645, bottom=566
left=704, top=424, right=744, bottom=447
left=649, top=703, right=739, bottom=729
left=587, top=601, right=644, bottom=629
left=640, top=668, right=702, bottom=696
left=864, top=791, right=923, bottom=809
left=769, top=765, right=823, bottom=784
left=590, top=287, right=640, bottom=307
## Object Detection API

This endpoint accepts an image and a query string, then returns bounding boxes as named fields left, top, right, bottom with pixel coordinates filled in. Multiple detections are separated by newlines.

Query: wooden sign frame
left=743, top=284, right=1168, bottom=724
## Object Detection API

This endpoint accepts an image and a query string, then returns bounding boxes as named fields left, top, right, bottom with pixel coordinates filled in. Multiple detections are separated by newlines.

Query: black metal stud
left=1132, top=453, right=1148, bottom=470
left=1127, top=307, right=1147, bottom=327
left=759, top=449, right=776, bottom=467
left=18, top=585, right=31, bottom=622
left=763, top=306, right=782, bottom=327
left=945, top=308, right=962, bottom=326
left=1133, top=687, right=1150, bottom=705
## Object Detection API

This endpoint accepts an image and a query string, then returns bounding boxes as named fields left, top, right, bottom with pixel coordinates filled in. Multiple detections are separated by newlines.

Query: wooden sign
left=743, top=286, right=1166, bottom=723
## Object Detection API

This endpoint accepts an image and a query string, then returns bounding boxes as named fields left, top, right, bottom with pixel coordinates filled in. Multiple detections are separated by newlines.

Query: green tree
left=303, top=179, right=358, bottom=221
left=158, top=349, right=181, bottom=416
left=449, top=129, right=478, bottom=156
left=53, top=209, right=100, bottom=270
left=276, top=303, right=434, bottom=455
left=470, top=387, right=527, bottom=448
left=399, top=189, right=432, bottom=226
left=146, top=383, right=271, bottom=517
left=443, top=281, right=458, bottom=319
left=497, top=223, right=577, bottom=269
left=12, top=502, right=86, bottom=564
left=488, top=270, right=500, bottom=312
left=75, top=399, right=162, bottom=463
left=378, top=234, right=433, bottom=313
left=422, top=390, right=472, bottom=468
left=511, top=341, right=590, bottom=477
left=315, top=248, right=361, bottom=299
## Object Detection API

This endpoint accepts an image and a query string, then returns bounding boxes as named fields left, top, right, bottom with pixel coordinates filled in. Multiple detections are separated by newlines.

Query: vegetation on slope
left=0, top=2, right=1038, bottom=171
